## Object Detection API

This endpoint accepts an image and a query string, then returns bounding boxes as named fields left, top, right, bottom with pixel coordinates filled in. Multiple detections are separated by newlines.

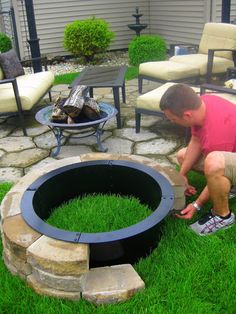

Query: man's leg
left=204, top=151, right=231, bottom=216
left=190, top=151, right=235, bottom=236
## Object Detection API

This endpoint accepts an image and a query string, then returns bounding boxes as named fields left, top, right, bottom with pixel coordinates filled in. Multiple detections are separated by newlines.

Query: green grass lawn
left=53, top=66, right=139, bottom=85
left=47, top=194, right=152, bottom=233
left=0, top=171, right=235, bottom=314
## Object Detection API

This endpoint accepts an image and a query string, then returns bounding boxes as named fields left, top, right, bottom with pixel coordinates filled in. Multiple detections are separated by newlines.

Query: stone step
left=82, top=264, right=145, bottom=305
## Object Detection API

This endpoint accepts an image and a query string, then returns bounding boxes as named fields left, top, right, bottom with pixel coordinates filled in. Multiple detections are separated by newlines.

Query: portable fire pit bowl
left=21, top=159, right=174, bottom=267
left=35, top=103, right=117, bottom=157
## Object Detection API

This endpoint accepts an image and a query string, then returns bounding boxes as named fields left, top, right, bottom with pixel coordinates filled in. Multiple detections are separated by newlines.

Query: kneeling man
left=160, top=84, right=236, bottom=236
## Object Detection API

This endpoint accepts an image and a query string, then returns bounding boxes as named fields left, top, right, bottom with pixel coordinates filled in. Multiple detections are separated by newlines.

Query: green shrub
left=64, top=17, right=114, bottom=63
left=0, top=32, right=12, bottom=53
left=128, top=35, right=167, bottom=66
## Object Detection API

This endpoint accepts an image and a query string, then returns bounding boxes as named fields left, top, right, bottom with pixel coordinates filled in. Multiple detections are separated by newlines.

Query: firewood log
left=82, top=97, right=100, bottom=120
left=63, top=85, right=89, bottom=118
left=51, top=96, right=68, bottom=123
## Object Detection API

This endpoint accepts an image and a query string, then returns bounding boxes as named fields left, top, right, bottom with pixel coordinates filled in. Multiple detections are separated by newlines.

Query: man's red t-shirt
left=191, top=94, right=236, bottom=156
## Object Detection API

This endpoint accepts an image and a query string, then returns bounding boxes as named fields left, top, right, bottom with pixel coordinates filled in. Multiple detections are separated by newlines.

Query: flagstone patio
left=0, top=79, right=186, bottom=183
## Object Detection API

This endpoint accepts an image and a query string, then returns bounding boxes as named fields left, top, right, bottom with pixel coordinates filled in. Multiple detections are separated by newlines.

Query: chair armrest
left=21, top=56, right=49, bottom=71
left=200, top=83, right=236, bottom=95
left=0, top=77, right=16, bottom=85
left=209, top=48, right=236, bottom=65
left=208, top=48, right=236, bottom=52
left=0, top=78, right=23, bottom=113
left=206, top=49, right=236, bottom=83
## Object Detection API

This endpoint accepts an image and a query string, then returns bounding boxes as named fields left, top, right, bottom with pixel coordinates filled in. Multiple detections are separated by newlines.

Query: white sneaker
left=190, top=211, right=235, bottom=236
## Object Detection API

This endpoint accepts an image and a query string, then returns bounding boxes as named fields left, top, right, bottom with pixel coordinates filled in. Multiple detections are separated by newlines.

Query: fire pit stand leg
left=49, top=124, right=108, bottom=157
left=50, top=127, right=64, bottom=157
left=95, top=125, right=108, bottom=152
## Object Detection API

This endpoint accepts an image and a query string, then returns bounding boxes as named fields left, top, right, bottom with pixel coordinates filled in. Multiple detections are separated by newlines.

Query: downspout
left=221, top=0, right=231, bottom=23
left=24, top=0, right=42, bottom=72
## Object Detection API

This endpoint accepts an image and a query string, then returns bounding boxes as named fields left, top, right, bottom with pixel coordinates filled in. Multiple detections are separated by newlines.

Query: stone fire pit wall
left=1, top=153, right=186, bottom=303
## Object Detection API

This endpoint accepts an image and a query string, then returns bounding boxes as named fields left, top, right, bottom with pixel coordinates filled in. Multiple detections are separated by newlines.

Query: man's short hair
left=160, top=84, right=201, bottom=117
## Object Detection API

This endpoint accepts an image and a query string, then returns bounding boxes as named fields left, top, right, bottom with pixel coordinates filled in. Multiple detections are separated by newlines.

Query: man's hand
left=175, top=203, right=197, bottom=220
left=182, top=175, right=197, bottom=196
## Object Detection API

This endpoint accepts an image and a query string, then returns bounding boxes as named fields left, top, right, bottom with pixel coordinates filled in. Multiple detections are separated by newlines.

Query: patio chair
left=135, top=81, right=236, bottom=141
left=135, top=82, right=199, bottom=135
left=138, top=23, right=236, bottom=93
left=200, top=82, right=236, bottom=103
left=0, top=49, right=54, bottom=135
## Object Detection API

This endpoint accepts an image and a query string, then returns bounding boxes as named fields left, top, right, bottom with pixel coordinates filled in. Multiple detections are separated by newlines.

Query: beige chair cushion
left=137, top=82, right=236, bottom=113
left=198, top=23, right=236, bottom=60
left=170, top=54, right=234, bottom=76
left=0, top=71, right=54, bottom=113
left=139, top=23, right=236, bottom=82
left=139, top=61, right=199, bottom=81
left=0, top=67, right=4, bottom=80
left=136, top=83, right=199, bottom=111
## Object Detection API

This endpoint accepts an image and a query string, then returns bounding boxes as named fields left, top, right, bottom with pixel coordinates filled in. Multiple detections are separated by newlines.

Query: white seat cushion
left=137, top=83, right=176, bottom=111
left=0, top=71, right=54, bottom=112
left=139, top=61, right=199, bottom=81
left=137, top=82, right=236, bottom=113
left=136, top=83, right=199, bottom=111
left=0, top=67, right=4, bottom=80
left=198, top=23, right=236, bottom=60
left=170, top=54, right=234, bottom=76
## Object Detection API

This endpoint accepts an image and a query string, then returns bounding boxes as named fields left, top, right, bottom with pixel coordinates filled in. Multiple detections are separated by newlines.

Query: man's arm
left=175, top=135, right=209, bottom=220
left=176, top=136, right=211, bottom=219
left=179, top=135, right=202, bottom=195
left=176, top=186, right=210, bottom=220
left=179, top=135, right=202, bottom=177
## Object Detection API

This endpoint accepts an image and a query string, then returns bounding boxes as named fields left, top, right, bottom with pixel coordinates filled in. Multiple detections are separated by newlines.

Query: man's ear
left=182, top=111, right=193, bottom=119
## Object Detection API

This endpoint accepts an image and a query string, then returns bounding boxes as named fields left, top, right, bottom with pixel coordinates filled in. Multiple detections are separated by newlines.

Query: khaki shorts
left=193, top=152, right=236, bottom=186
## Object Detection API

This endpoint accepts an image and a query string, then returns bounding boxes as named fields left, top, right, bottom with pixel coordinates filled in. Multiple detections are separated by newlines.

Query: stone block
left=7, top=169, right=45, bottom=193
left=3, top=246, right=32, bottom=276
left=82, top=264, right=145, bottom=305
left=3, top=253, right=19, bottom=276
left=152, top=164, right=184, bottom=185
left=151, top=165, right=186, bottom=197
left=39, top=156, right=82, bottom=172
left=2, top=214, right=41, bottom=260
left=27, top=275, right=81, bottom=300
left=80, top=152, right=119, bottom=162
left=27, top=235, right=89, bottom=276
left=1, top=190, right=23, bottom=220
left=32, top=266, right=85, bottom=292
left=172, top=196, right=186, bottom=211
left=119, top=154, right=156, bottom=165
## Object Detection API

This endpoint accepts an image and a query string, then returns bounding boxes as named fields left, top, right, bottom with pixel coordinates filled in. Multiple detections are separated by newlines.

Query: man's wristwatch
left=191, top=201, right=201, bottom=211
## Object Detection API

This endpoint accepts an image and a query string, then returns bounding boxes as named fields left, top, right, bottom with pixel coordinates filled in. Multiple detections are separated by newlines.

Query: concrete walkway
left=0, top=79, right=186, bottom=183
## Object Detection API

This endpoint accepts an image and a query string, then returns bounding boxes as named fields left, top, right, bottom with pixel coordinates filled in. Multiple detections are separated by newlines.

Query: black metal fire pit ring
left=21, top=160, right=174, bottom=266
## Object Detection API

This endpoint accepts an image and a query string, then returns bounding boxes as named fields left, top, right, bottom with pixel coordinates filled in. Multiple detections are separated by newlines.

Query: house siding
left=212, top=0, right=236, bottom=22
left=13, top=0, right=149, bottom=58
left=0, top=0, right=11, bottom=36
left=149, top=0, right=210, bottom=46
left=3, top=0, right=236, bottom=59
